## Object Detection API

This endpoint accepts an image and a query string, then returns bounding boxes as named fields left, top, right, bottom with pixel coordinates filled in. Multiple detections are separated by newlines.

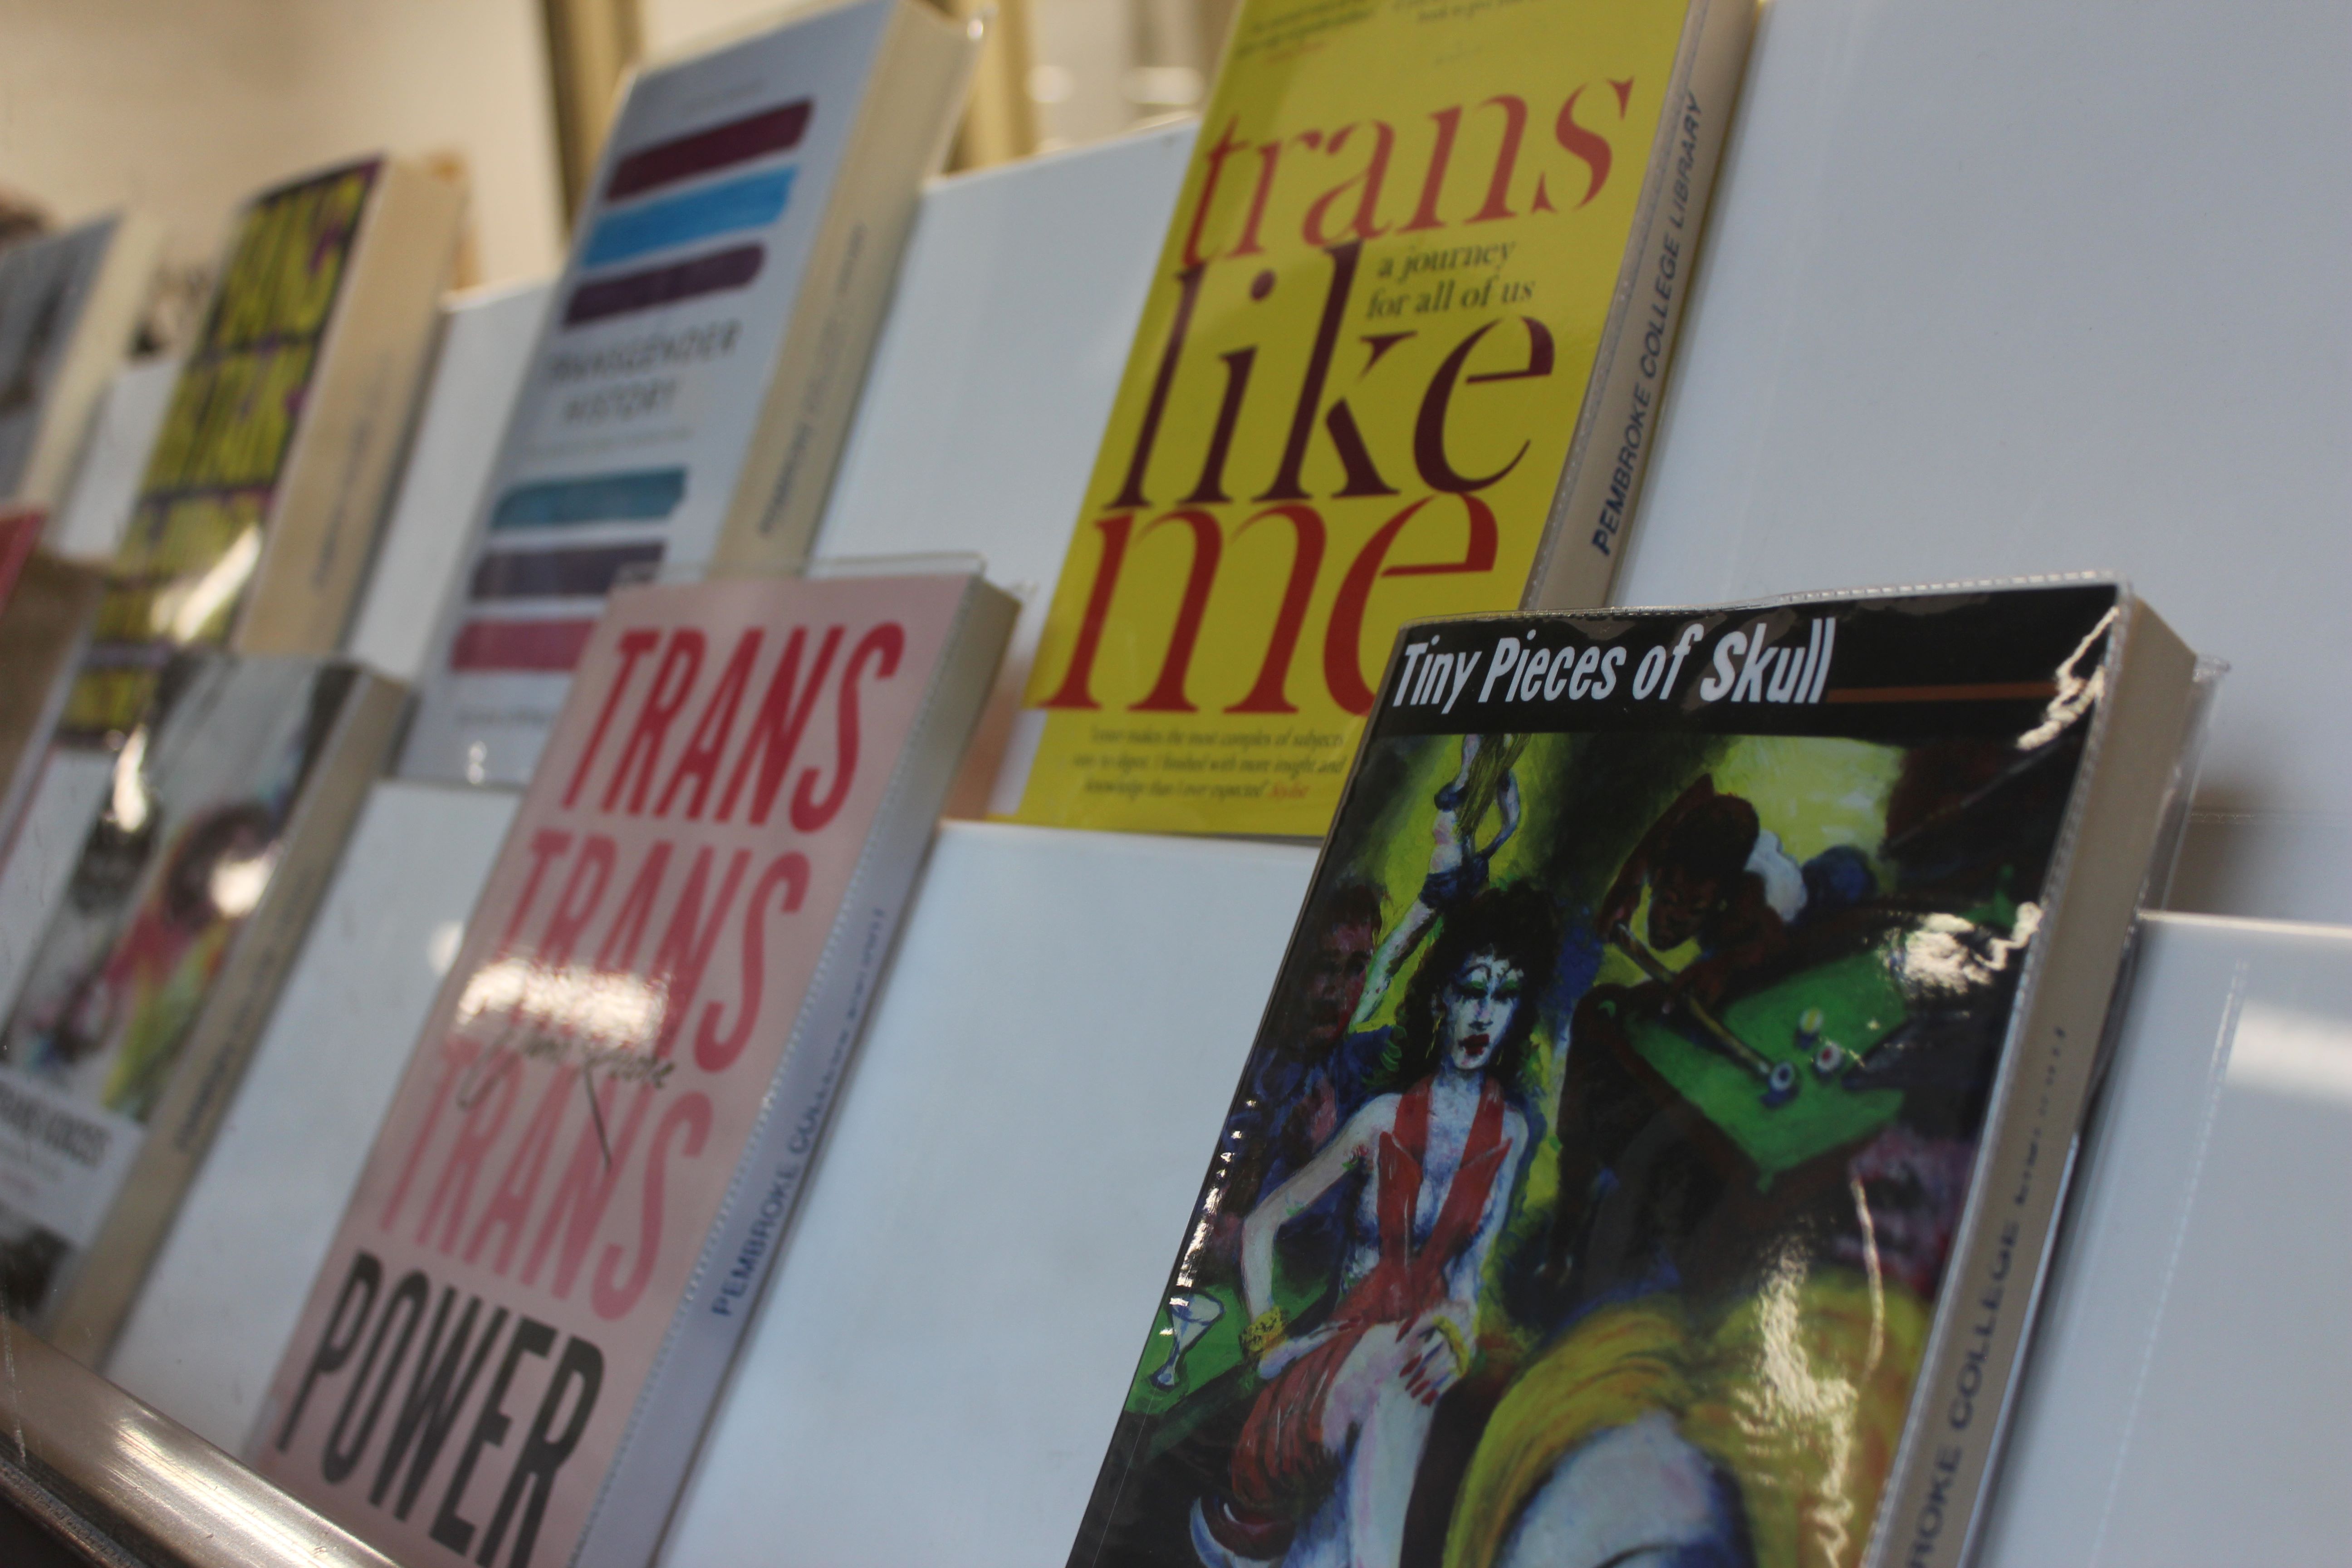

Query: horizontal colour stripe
left=564, top=245, right=763, bottom=327
left=449, top=617, right=597, bottom=673
left=490, top=469, right=686, bottom=530
left=605, top=100, right=811, bottom=201
left=583, top=167, right=795, bottom=268
left=470, top=542, right=666, bottom=601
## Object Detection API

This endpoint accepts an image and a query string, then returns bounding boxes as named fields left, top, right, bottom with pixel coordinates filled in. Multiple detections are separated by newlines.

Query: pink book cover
left=0, top=505, right=42, bottom=604
left=252, top=570, right=1009, bottom=1568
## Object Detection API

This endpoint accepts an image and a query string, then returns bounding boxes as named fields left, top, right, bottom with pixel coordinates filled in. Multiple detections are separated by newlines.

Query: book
left=0, top=652, right=406, bottom=1362
left=399, top=0, right=980, bottom=789
left=1004, top=0, right=1755, bottom=838
left=0, top=212, right=164, bottom=509
left=255, top=567, right=1015, bottom=1568
left=0, top=506, right=105, bottom=852
left=62, top=157, right=464, bottom=743
left=1068, top=582, right=2198, bottom=1568
left=44, top=357, right=181, bottom=561
left=347, top=280, right=554, bottom=683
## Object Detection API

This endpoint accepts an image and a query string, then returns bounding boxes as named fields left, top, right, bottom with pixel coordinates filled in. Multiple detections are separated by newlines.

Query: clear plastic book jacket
left=1073, top=583, right=2190, bottom=1568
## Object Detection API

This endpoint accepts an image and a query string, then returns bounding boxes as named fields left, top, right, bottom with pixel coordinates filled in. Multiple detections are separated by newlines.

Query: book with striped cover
left=399, top=0, right=977, bottom=789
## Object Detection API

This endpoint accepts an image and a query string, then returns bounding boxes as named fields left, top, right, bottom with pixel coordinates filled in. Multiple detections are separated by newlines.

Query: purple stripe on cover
left=470, top=543, right=666, bottom=601
left=605, top=101, right=813, bottom=201
left=563, top=245, right=764, bottom=327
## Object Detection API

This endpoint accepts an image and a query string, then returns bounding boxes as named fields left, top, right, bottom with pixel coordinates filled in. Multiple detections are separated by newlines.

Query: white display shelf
left=1979, top=912, right=2352, bottom=1566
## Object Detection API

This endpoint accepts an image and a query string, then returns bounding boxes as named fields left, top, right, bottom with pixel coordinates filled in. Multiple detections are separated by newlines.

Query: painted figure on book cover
left=1077, top=598, right=2112, bottom=1568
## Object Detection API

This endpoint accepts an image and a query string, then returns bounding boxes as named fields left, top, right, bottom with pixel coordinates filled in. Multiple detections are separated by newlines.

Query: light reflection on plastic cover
left=2017, top=607, right=2116, bottom=752
left=453, top=957, right=666, bottom=1048
left=154, top=525, right=263, bottom=643
left=110, top=725, right=152, bottom=831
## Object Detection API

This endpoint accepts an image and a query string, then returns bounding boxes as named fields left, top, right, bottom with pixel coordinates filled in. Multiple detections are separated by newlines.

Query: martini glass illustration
left=1151, top=1293, right=1225, bottom=1390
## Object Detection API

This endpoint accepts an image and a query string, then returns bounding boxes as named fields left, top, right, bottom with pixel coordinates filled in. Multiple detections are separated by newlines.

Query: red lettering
left=522, top=1081, right=653, bottom=1298
left=648, top=848, right=752, bottom=1060
left=694, top=853, right=808, bottom=1073
left=1467, top=95, right=1529, bottom=223
left=1230, top=140, right=1286, bottom=258
left=656, top=629, right=760, bottom=819
left=602, top=631, right=703, bottom=814
left=592, top=841, right=671, bottom=976
left=1554, top=83, right=1618, bottom=207
left=1401, top=106, right=1461, bottom=232
left=1225, top=505, right=1325, bottom=714
left=1301, top=121, right=1396, bottom=246
left=715, top=627, right=842, bottom=824
left=1323, top=494, right=1499, bottom=714
left=538, top=835, right=615, bottom=974
left=1037, top=514, right=1135, bottom=711
left=1181, top=117, right=1249, bottom=269
left=417, top=1053, right=520, bottom=1252
left=1129, top=513, right=1221, bottom=713
left=792, top=623, right=901, bottom=830
left=562, top=630, right=657, bottom=808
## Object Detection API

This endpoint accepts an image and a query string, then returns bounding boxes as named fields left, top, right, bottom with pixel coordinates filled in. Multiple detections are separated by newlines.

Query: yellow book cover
left=63, top=161, right=381, bottom=743
left=1011, top=0, right=1740, bottom=838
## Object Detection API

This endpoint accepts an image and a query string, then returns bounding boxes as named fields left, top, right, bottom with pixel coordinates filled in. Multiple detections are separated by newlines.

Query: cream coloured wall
left=0, top=0, right=565, bottom=290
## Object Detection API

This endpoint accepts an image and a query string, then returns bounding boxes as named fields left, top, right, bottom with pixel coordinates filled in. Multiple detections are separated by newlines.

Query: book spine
left=48, top=671, right=407, bottom=1365
left=21, top=215, right=162, bottom=512
left=713, top=0, right=978, bottom=570
left=0, top=558, right=103, bottom=852
left=572, top=579, right=1012, bottom=1568
left=1521, top=0, right=1755, bottom=611
left=235, top=162, right=464, bottom=657
left=1865, top=607, right=2199, bottom=1568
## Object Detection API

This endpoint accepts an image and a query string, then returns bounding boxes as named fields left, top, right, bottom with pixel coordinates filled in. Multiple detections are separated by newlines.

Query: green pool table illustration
left=1620, top=948, right=1911, bottom=1179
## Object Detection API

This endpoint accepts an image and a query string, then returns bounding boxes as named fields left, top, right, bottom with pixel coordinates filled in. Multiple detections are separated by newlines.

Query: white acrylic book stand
left=1977, top=912, right=2352, bottom=1565
left=344, top=280, right=553, bottom=684
left=1615, top=0, right=2352, bottom=926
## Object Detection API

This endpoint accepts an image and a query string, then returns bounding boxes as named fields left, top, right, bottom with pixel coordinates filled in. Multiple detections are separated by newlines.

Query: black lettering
left=480, top=1336, right=603, bottom=1568
left=374, top=1296, right=507, bottom=1518
left=431, top=1317, right=555, bottom=1558
left=323, top=1270, right=429, bottom=1483
left=279, top=1250, right=379, bottom=1452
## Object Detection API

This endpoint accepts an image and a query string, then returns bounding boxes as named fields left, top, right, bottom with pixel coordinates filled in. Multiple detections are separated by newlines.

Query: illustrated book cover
left=0, top=652, right=405, bottom=1362
left=256, top=568, right=1014, bottom=1568
left=1003, top=0, right=1754, bottom=838
left=63, top=156, right=463, bottom=743
left=399, top=0, right=979, bottom=789
left=0, top=506, right=104, bottom=854
left=1071, top=582, right=2199, bottom=1568
left=0, top=211, right=164, bottom=510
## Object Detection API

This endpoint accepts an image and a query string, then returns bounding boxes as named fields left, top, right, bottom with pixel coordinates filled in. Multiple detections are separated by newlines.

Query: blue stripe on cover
left=582, top=167, right=796, bottom=268
left=489, top=469, right=687, bottom=530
